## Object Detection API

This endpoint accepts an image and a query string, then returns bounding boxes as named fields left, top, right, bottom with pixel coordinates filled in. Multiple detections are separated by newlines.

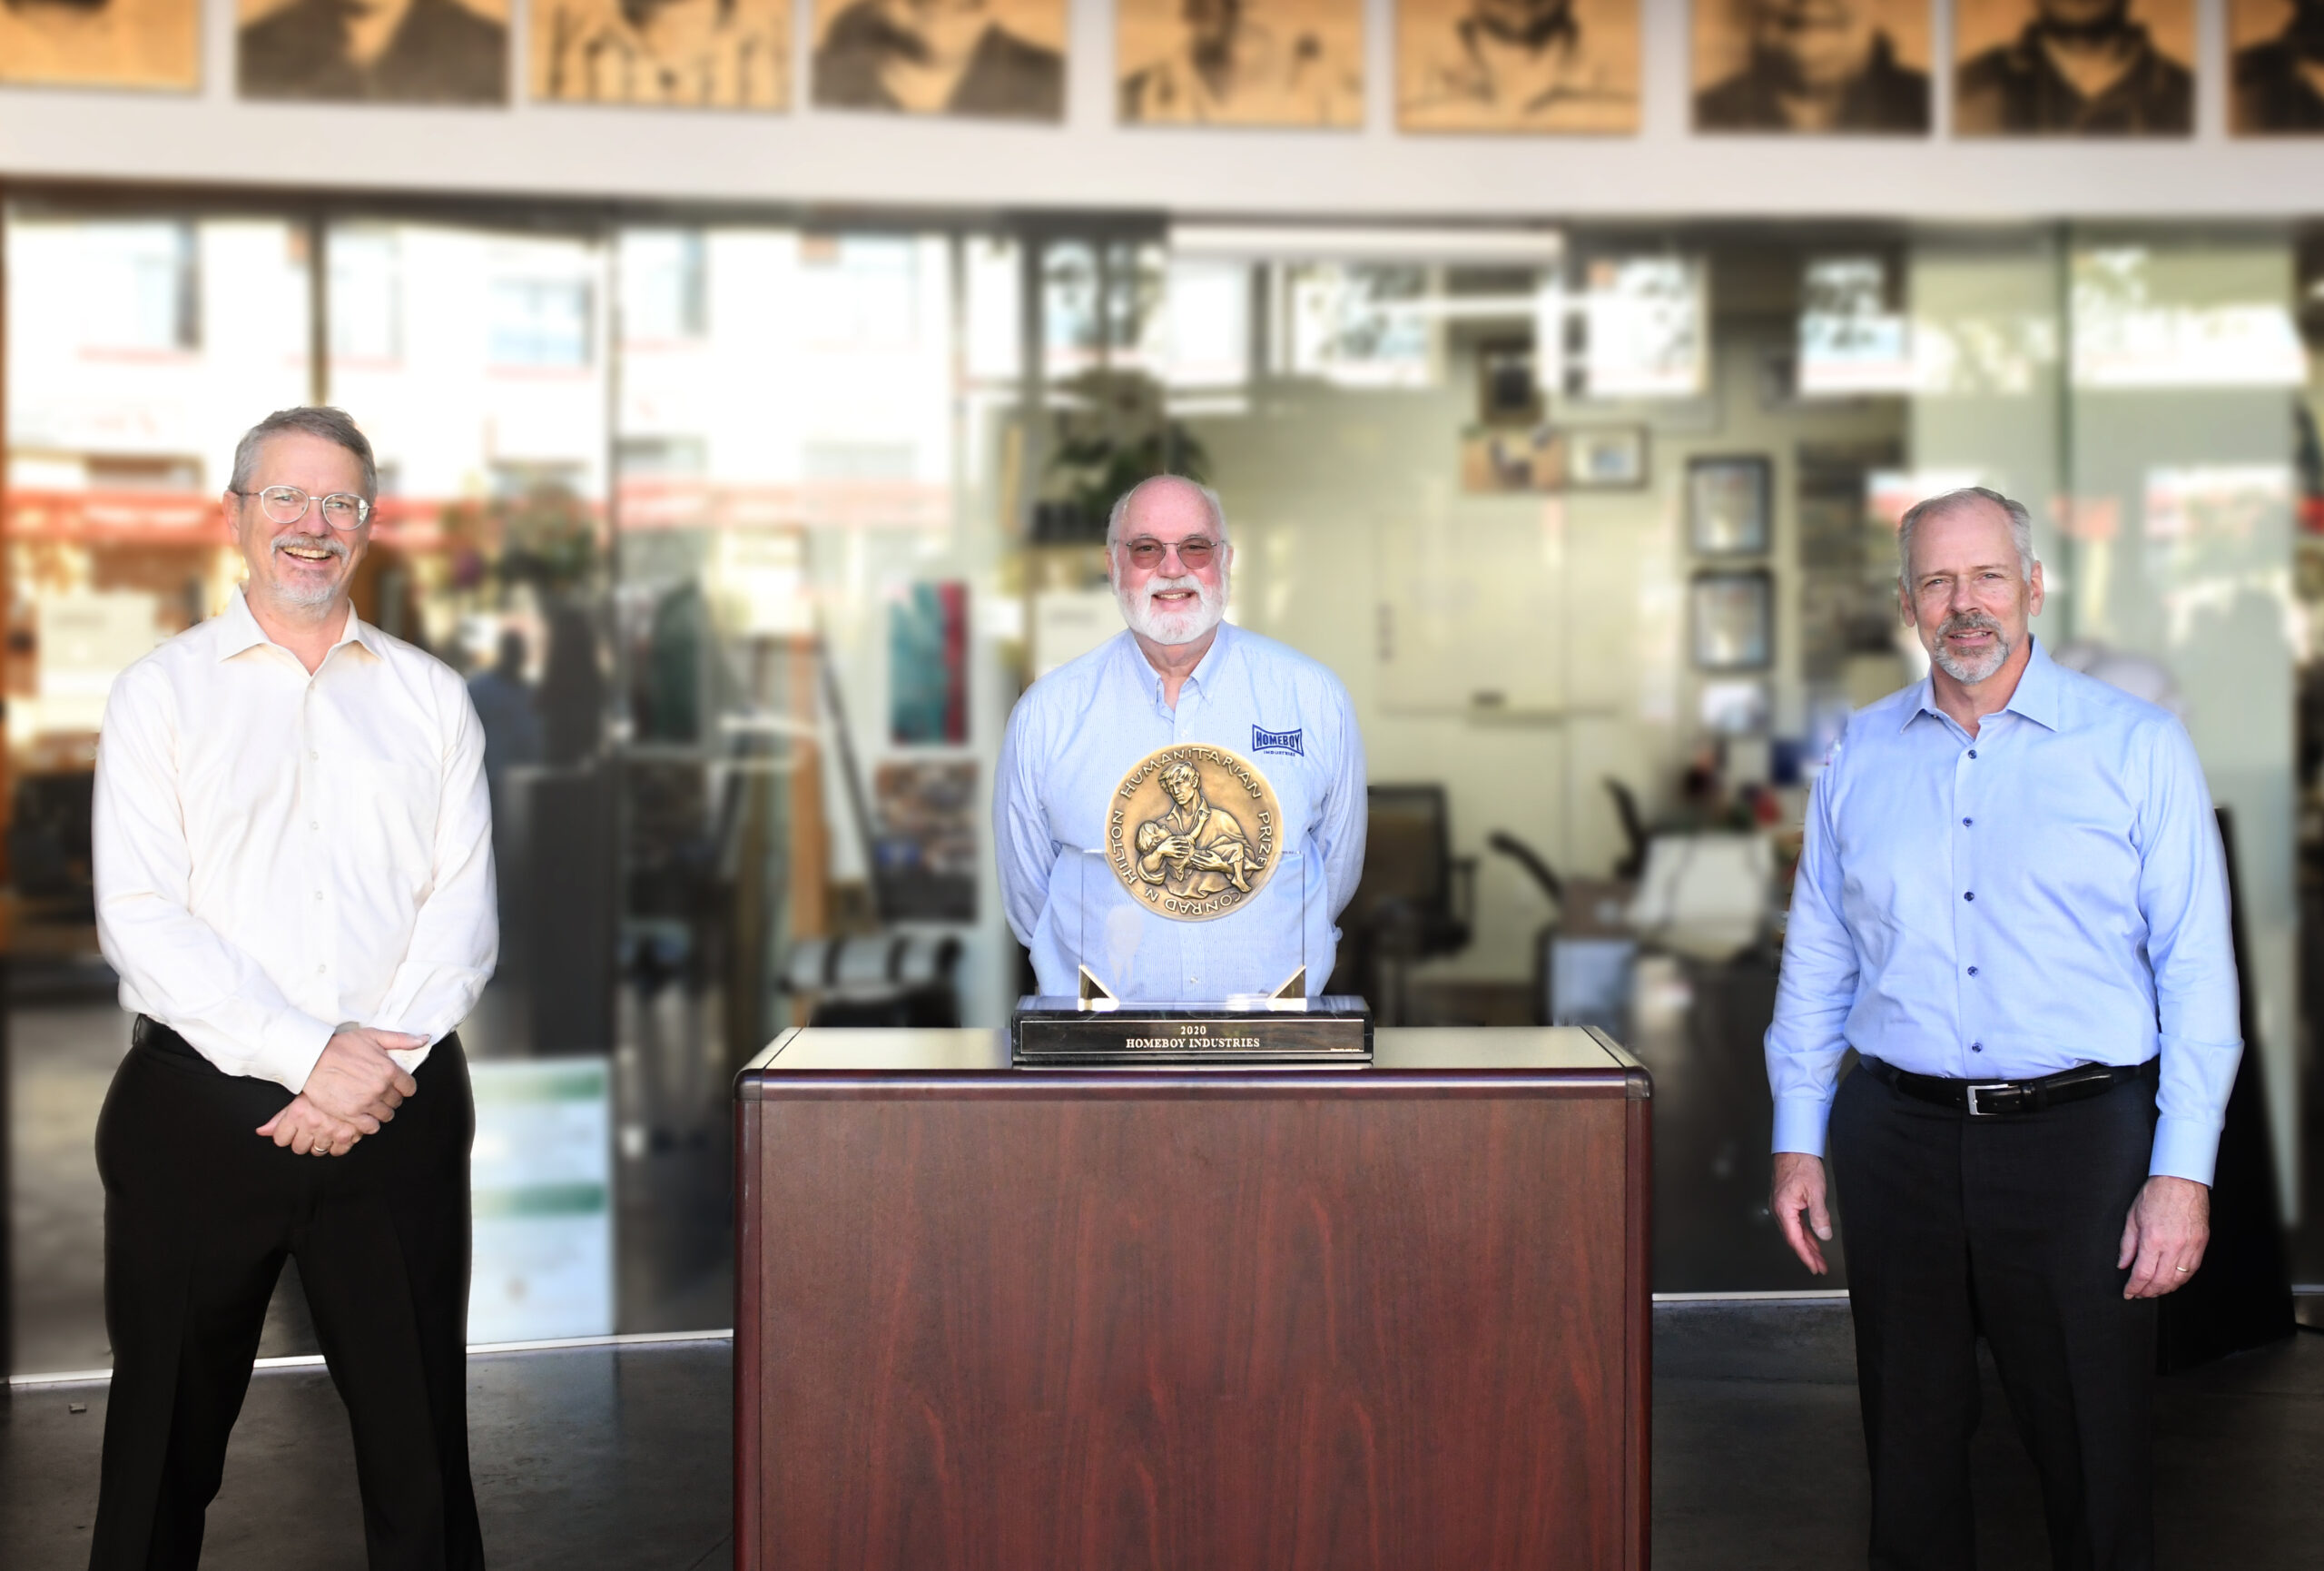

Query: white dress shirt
left=94, top=588, right=497, bottom=1092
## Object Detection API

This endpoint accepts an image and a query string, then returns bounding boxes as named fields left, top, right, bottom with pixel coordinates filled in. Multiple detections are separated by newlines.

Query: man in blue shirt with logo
left=997, top=475, right=1365, bottom=1001
left=1768, top=487, right=2240, bottom=1571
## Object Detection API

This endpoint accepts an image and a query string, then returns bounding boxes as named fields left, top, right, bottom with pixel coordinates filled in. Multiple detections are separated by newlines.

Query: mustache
left=1939, top=610, right=2003, bottom=638
left=272, top=534, right=350, bottom=562
left=1138, top=573, right=1206, bottom=608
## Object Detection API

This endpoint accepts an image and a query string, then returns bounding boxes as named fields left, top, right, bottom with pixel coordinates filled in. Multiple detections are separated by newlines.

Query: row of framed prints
left=8, top=0, right=2324, bottom=134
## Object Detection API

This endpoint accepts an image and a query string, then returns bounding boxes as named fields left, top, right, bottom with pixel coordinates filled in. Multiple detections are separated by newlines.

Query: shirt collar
left=1902, top=633, right=2063, bottom=734
left=1124, top=619, right=1236, bottom=707
left=215, top=586, right=386, bottom=665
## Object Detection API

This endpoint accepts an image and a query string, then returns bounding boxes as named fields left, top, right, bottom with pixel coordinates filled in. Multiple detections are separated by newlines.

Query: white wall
left=3, top=0, right=2319, bottom=220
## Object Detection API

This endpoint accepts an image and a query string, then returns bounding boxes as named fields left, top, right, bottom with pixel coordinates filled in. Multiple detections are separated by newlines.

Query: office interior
left=0, top=0, right=2322, bottom=1560
left=5, top=201, right=2320, bottom=1376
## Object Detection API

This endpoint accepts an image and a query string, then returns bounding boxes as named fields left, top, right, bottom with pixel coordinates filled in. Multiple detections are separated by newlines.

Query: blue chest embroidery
left=1252, top=726, right=1303, bottom=756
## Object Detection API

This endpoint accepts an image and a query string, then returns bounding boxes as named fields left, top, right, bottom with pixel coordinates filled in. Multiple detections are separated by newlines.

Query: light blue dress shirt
left=996, top=623, right=1366, bottom=1001
left=1766, top=637, right=2243, bottom=1185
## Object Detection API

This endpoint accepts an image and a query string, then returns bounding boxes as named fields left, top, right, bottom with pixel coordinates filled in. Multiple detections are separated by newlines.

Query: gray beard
left=271, top=539, right=347, bottom=609
left=1931, top=629, right=2011, bottom=685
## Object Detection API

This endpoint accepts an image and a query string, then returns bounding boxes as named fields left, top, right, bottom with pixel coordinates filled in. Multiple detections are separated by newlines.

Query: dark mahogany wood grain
left=737, top=1036, right=1649, bottom=1571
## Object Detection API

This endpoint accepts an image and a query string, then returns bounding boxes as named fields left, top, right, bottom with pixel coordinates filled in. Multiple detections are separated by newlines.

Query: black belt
left=133, top=1015, right=202, bottom=1059
left=1860, top=1054, right=2158, bottom=1119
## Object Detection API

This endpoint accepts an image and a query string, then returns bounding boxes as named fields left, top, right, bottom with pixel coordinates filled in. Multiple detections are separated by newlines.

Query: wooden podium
left=734, top=1027, right=1652, bottom=1571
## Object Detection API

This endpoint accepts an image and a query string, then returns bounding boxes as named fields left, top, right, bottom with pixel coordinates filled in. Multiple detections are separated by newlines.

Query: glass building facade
left=6, top=196, right=2319, bottom=1370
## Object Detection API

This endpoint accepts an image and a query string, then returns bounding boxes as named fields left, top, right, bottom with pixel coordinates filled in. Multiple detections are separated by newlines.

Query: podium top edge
left=737, top=1025, right=1649, bottom=1095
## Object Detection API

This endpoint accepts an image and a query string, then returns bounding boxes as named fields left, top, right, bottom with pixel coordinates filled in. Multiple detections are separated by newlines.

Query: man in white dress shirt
left=88, top=407, right=496, bottom=1569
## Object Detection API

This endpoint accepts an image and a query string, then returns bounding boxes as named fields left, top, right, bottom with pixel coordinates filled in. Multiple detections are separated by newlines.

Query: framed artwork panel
left=1689, top=454, right=1772, bottom=555
left=1, top=0, right=199, bottom=91
left=1118, top=0, right=1363, bottom=126
left=1397, top=0, right=1639, bottom=133
left=1954, top=0, right=2192, bottom=136
left=813, top=0, right=1066, bottom=120
left=1691, top=569, right=1774, bottom=672
left=532, top=0, right=791, bottom=109
left=1692, top=0, right=1931, bottom=134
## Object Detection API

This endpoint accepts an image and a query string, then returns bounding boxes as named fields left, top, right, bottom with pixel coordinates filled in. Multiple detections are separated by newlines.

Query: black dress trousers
left=1828, top=1062, right=2160, bottom=1571
left=88, top=1022, right=485, bottom=1571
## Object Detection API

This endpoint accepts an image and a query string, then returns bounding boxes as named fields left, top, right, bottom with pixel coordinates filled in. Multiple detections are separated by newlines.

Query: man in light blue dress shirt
left=1766, top=487, right=2240, bottom=1571
left=996, top=476, right=1365, bottom=1001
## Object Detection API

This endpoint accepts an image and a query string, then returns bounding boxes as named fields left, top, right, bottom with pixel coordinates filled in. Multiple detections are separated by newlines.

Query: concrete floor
left=5, top=1303, right=2319, bottom=1571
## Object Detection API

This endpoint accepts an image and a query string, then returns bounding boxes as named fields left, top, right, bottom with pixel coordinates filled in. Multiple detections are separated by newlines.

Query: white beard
left=1116, top=568, right=1226, bottom=647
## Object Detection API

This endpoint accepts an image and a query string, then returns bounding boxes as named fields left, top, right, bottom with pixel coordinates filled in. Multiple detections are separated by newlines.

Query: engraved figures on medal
left=1108, top=744, right=1282, bottom=921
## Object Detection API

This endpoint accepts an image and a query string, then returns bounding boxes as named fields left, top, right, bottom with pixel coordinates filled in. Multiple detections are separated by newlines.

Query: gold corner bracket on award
left=1105, top=744, right=1283, bottom=923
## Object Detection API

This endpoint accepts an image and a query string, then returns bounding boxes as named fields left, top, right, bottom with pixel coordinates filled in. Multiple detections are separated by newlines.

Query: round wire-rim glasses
left=232, top=485, right=371, bottom=530
left=1120, top=535, right=1219, bottom=569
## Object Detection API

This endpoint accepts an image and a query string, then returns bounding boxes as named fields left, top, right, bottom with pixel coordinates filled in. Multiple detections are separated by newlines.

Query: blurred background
left=5, top=0, right=2322, bottom=1376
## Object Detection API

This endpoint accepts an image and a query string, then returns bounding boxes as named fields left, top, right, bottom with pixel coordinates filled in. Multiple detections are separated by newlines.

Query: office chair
left=1338, top=785, right=1474, bottom=1024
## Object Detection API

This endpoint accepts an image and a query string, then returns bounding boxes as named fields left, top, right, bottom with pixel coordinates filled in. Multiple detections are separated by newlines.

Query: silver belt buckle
left=1965, top=1082, right=2013, bottom=1117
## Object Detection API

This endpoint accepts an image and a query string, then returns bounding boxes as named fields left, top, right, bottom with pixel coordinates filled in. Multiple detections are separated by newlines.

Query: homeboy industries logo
left=1252, top=726, right=1303, bottom=756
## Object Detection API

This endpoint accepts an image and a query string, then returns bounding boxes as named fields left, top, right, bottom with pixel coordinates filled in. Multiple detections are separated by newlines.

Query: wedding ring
left=313, top=1142, right=331, bottom=1157
left=2175, top=1266, right=2189, bottom=1273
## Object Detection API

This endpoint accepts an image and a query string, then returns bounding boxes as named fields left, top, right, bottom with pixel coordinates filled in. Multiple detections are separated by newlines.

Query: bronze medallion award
left=1106, top=744, right=1282, bottom=921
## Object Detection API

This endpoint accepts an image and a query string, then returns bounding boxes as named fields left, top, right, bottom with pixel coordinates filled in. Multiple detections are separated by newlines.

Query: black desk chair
left=1337, top=785, right=1474, bottom=1024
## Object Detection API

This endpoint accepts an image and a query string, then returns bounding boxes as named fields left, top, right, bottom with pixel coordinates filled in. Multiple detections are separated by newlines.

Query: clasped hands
left=256, top=1027, right=425, bottom=1158
left=1769, top=1151, right=2210, bottom=1300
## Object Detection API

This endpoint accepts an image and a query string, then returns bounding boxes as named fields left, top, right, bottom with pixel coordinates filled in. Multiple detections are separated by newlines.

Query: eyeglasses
left=232, top=486, right=371, bottom=531
left=1120, top=535, right=1219, bottom=570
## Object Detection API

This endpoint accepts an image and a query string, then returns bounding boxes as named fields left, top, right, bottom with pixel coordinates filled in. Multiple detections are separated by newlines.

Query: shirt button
left=313, top=891, right=324, bottom=901
left=310, top=750, right=319, bottom=761
left=1968, top=749, right=1978, bottom=759
left=1971, top=1042, right=1984, bottom=1053
left=1962, top=817, right=1973, bottom=827
left=316, top=963, right=327, bottom=973
left=310, top=820, right=320, bottom=831
left=1967, top=965, right=1978, bottom=976
left=1964, top=891, right=1974, bottom=902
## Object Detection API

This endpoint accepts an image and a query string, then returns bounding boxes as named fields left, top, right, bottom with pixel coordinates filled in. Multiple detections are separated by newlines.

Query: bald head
left=1107, top=474, right=1229, bottom=546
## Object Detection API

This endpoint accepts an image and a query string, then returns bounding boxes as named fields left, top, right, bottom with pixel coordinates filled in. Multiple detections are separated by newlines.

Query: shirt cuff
left=2148, top=1114, right=2221, bottom=1188
left=1772, top=1094, right=1833, bottom=1159
left=264, top=1011, right=339, bottom=1095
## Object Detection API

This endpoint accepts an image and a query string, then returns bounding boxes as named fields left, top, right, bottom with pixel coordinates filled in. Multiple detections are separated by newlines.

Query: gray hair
left=229, top=406, right=379, bottom=504
left=1896, top=486, right=2038, bottom=585
left=1106, top=474, right=1228, bottom=547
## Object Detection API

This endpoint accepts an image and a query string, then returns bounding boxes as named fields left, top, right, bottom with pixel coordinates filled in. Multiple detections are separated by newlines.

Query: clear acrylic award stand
left=1009, top=849, right=1372, bottom=1067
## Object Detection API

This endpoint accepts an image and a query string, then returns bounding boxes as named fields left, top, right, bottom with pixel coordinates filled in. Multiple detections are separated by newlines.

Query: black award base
left=1009, top=996, right=1374, bottom=1068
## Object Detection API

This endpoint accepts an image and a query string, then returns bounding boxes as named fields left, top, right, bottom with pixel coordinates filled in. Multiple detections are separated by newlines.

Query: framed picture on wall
left=1693, top=0, right=1932, bottom=134
left=1460, top=425, right=1563, bottom=493
left=1689, top=454, right=1771, bottom=555
left=1955, top=0, right=2192, bottom=136
left=1567, top=425, right=1649, bottom=489
left=0, top=0, right=199, bottom=90
left=2231, top=0, right=2324, bottom=133
left=1118, top=0, right=1363, bottom=126
left=1398, top=0, right=1639, bottom=133
left=1691, top=569, right=1773, bottom=672
left=813, top=0, right=1064, bottom=120
left=532, top=0, right=791, bottom=109
left=240, top=0, right=510, bottom=103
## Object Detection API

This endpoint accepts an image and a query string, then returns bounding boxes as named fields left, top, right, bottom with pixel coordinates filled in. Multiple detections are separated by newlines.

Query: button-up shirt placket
left=1951, top=718, right=1983, bottom=1074
left=301, top=653, right=336, bottom=1014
